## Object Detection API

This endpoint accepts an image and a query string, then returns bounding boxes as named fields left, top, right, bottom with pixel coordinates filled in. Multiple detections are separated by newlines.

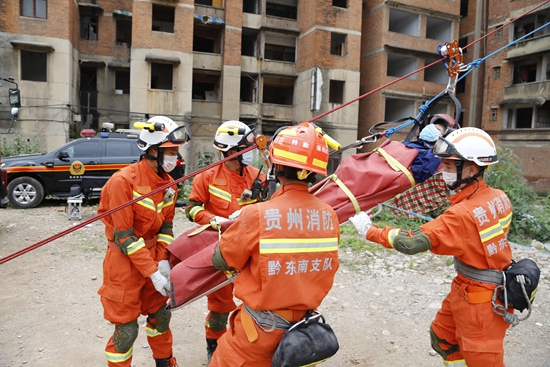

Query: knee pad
left=430, top=326, right=460, bottom=360
left=113, top=321, right=139, bottom=353
left=148, top=306, right=172, bottom=333
left=206, top=311, right=229, bottom=332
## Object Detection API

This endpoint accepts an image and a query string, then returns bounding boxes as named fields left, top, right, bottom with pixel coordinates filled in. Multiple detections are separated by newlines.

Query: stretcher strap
left=311, top=174, right=361, bottom=214
left=373, top=147, right=416, bottom=188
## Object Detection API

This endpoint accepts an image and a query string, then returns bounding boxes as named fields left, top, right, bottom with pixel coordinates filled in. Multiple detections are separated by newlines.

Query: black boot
left=206, top=338, right=218, bottom=364
left=155, top=355, right=178, bottom=367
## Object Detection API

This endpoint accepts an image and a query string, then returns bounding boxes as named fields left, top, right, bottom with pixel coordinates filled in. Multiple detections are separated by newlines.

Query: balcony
left=240, top=102, right=260, bottom=118
left=507, top=34, right=550, bottom=59
left=192, top=100, right=222, bottom=117
left=261, top=103, right=293, bottom=121
left=193, top=53, right=223, bottom=71
left=503, top=80, right=550, bottom=104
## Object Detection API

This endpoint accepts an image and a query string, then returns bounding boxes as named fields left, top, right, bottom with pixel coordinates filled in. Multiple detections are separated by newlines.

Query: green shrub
left=0, top=132, right=42, bottom=157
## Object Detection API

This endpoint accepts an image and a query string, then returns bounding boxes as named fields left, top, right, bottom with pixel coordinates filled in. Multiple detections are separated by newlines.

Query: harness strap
left=312, top=174, right=361, bottom=214
left=454, top=257, right=503, bottom=285
left=241, top=305, right=308, bottom=343
left=453, top=281, right=494, bottom=304
left=373, top=147, right=416, bottom=187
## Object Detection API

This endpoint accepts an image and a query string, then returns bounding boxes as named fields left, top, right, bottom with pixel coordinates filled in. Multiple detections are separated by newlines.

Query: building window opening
left=537, top=103, right=550, bottom=128
left=424, top=59, right=447, bottom=83
left=459, top=37, right=468, bottom=54
left=21, top=0, right=46, bottom=18
left=514, top=63, right=537, bottom=84
left=516, top=108, right=533, bottom=129
left=152, top=4, right=175, bottom=33
left=21, top=50, right=47, bottom=82
left=115, top=70, right=130, bottom=94
left=243, top=0, right=260, bottom=14
left=490, top=108, right=498, bottom=122
left=330, top=32, right=346, bottom=56
left=493, top=66, right=501, bottom=80
left=242, top=29, right=259, bottom=57
left=496, top=28, right=503, bottom=39
left=389, top=9, right=419, bottom=36
left=264, top=32, right=296, bottom=62
left=192, top=72, right=221, bottom=100
left=240, top=75, right=258, bottom=103
left=329, top=80, right=344, bottom=104
left=387, top=53, right=417, bottom=79
left=262, top=76, right=295, bottom=105
left=456, top=77, right=466, bottom=94
left=80, top=15, right=98, bottom=41
left=80, top=67, right=97, bottom=92
left=426, top=16, right=452, bottom=41
left=151, top=63, right=173, bottom=90
left=116, top=19, right=132, bottom=44
left=193, top=24, right=223, bottom=54
left=196, top=0, right=223, bottom=6
left=385, top=98, right=415, bottom=123
left=460, top=0, right=468, bottom=18
left=266, top=1, right=297, bottom=20
left=333, top=0, right=347, bottom=9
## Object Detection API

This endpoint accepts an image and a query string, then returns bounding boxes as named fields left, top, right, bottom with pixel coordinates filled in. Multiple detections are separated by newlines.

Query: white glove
left=349, top=212, right=373, bottom=237
left=212, top=216, right=229, bottom=224
left=158, top=260, right=171, bottom=279
left=149, top=270, right=170, bottom=296
left=228, top=209, right=242, bottom=220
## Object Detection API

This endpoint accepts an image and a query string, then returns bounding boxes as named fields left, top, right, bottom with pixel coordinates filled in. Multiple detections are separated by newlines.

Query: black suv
left=2, top=132, right=185, bottom=209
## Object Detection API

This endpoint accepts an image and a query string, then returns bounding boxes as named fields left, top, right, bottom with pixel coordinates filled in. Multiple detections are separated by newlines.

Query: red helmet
left=429, top=114, right=456, bottom=136
left=269, top=122, right=329, bottom=176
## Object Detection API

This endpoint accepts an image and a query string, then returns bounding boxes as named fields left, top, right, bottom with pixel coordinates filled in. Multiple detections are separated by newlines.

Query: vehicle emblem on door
left=70, top=160, right=86, bottom=175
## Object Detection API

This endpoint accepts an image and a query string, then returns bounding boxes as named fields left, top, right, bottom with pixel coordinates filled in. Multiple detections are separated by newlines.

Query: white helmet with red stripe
left=136, top=116, right=188, bottom=151
left=432, top=127, right=498, bottom=166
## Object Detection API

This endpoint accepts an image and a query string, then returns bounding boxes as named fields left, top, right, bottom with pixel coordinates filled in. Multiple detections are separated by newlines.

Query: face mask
left=162, top=154, right=178, bottom=172
left=442, top=171, right=457, bottom=187
left=240, top=150, right=254, bottom=166
left=419, top=124, right=442, bottom=143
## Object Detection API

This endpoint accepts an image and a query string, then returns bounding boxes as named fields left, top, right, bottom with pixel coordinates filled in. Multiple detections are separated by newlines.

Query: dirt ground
left=1, top=200, right=549, bottom=367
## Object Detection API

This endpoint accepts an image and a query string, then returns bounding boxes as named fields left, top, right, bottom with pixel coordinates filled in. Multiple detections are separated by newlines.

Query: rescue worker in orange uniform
left=350, top=127, right=513, bottom=367
left=185, top=120, right=265, bottom=362
left=98, top=116, right=189, bottom=367
left=208, top=122, right=340, bottom=367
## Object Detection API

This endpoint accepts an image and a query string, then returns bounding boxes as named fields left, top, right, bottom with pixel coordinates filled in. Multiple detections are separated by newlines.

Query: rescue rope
left=2, top=2, right=548, bottom=264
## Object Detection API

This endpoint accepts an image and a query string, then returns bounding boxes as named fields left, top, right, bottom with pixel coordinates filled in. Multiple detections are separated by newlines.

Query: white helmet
left=433, top=127, right=498, bottom=166
left=213, top=120, right=253, bottom=152
left=136, top=116, right=189, bottom=151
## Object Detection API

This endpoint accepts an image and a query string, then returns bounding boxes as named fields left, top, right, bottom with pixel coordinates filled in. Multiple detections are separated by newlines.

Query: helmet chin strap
left=448, top=161, right=485, bottom=191
left=145, top=146, right=165, bottom=174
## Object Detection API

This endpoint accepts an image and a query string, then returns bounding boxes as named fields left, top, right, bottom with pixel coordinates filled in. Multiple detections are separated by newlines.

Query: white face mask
left=241, top=150, right=254, bottom=166
left=442, top=171, right=457, bottom=187
left=162, top=154, right=178, bottom=172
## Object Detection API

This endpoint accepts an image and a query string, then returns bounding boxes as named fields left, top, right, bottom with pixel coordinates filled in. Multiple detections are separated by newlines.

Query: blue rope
left=383, top=20, right=550, bottom=139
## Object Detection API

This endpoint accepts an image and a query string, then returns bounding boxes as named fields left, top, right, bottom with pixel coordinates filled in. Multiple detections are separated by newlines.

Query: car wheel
left=7, top=177, right=45, bottom=209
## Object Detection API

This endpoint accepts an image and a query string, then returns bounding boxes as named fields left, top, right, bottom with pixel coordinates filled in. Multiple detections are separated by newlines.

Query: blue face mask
left=419, top=124, right=442, bottom=143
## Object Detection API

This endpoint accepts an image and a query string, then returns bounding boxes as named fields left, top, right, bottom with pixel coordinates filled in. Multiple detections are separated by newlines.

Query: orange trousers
left=209, top=305, right=294, bottom=367
left=205, top=283, right=237, bottom=340
left=100, top=248, right=173, bottom=366
left=431, top=279, right=511, bottom=367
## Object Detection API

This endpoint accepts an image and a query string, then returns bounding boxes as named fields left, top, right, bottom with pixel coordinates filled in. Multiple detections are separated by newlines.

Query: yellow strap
left=188, top=220, right=222, bottom=237
left=312, top=174, right=362, bottom=214
left=373, top=147, right=416, bottom=188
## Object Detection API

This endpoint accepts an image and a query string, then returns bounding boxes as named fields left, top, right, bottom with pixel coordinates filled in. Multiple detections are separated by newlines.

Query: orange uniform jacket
left=368, top=179, right=513, bottom=278
left=219, top=184, right=340, bottom=310
left=187, top=163, right=265, bottom=224
left=98, top=159, right=178, bottom=279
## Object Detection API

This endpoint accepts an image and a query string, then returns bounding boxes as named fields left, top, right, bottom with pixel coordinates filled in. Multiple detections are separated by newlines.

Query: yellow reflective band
left=259, top=237, right=338, bottom=254
left=238, top=197, right=258, bottom=206
left=479, top=213, right=512, bottom=243
left=157, top=233, right=173, bottom=245
left=374, top=147, right=416, bottom=187
left=278, top=129, right=297, bottom=136
left=133, top=191, right=156, bottom=211
left=160, top=197, right=174, bottom=211
left=146, top=326, right=167, bottom=338
left=272, top=148, right=307, bottom=164
left=312, top=158, right=327, bottom=169
left=443, top=359, right=467, bottom=367
left=106, top=346, right=133, bottom=363
left=387, top=229, right=400, bottom=248
left=189, top=206, right=204, bottom=221
left=500, top=212, right=512, bottom=229
left=209, top=185, right=232, bottom=202
left=127, top=238, right=145, bottom=255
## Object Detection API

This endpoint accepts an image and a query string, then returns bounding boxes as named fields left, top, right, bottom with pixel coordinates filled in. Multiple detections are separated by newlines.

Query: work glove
left=149, top=270, right=170, bottom=297
left=228, top=209, right=242, bottom=220
left=212, top=216, right=229, bottom=224
left=158, top=260, right=171, bottom=279
left=349, top=211, right=373, bottom=238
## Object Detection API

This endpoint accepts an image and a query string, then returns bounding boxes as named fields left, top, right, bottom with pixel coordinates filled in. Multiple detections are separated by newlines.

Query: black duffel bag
left=272, top=311, right=339, bottom=367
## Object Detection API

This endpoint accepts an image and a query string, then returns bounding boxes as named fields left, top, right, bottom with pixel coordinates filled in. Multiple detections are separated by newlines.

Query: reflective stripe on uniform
left=387, top=229, right=400, bottom=248
left=106, top=346, right=133, bottom=363
left=157, top=233, right=173, bottom=245
left=238, top=197, right=258, bottom=206
left=146, top=326, right=167, bottom=338
left=188, top=205, right=205, bottom=221
left=259, top=237, right=338, bottom=254
left=127, top=238, right=145, bottom=255
left=443, top=359, right=467, bottom=367
left=159, top=197, right=174, bottom=211
left=479, top=212, right=512, bottom=243
left=133, top=191, right=156, bottom=211
left=208, top=185, right=232, bottom=202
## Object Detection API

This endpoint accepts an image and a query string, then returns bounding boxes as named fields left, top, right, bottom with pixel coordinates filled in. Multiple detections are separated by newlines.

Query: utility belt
left=453, top=257, right=501, bottom=304
left=241, top=304, right=307, bottom=343
left=108, top=236, right=157, bottom=253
